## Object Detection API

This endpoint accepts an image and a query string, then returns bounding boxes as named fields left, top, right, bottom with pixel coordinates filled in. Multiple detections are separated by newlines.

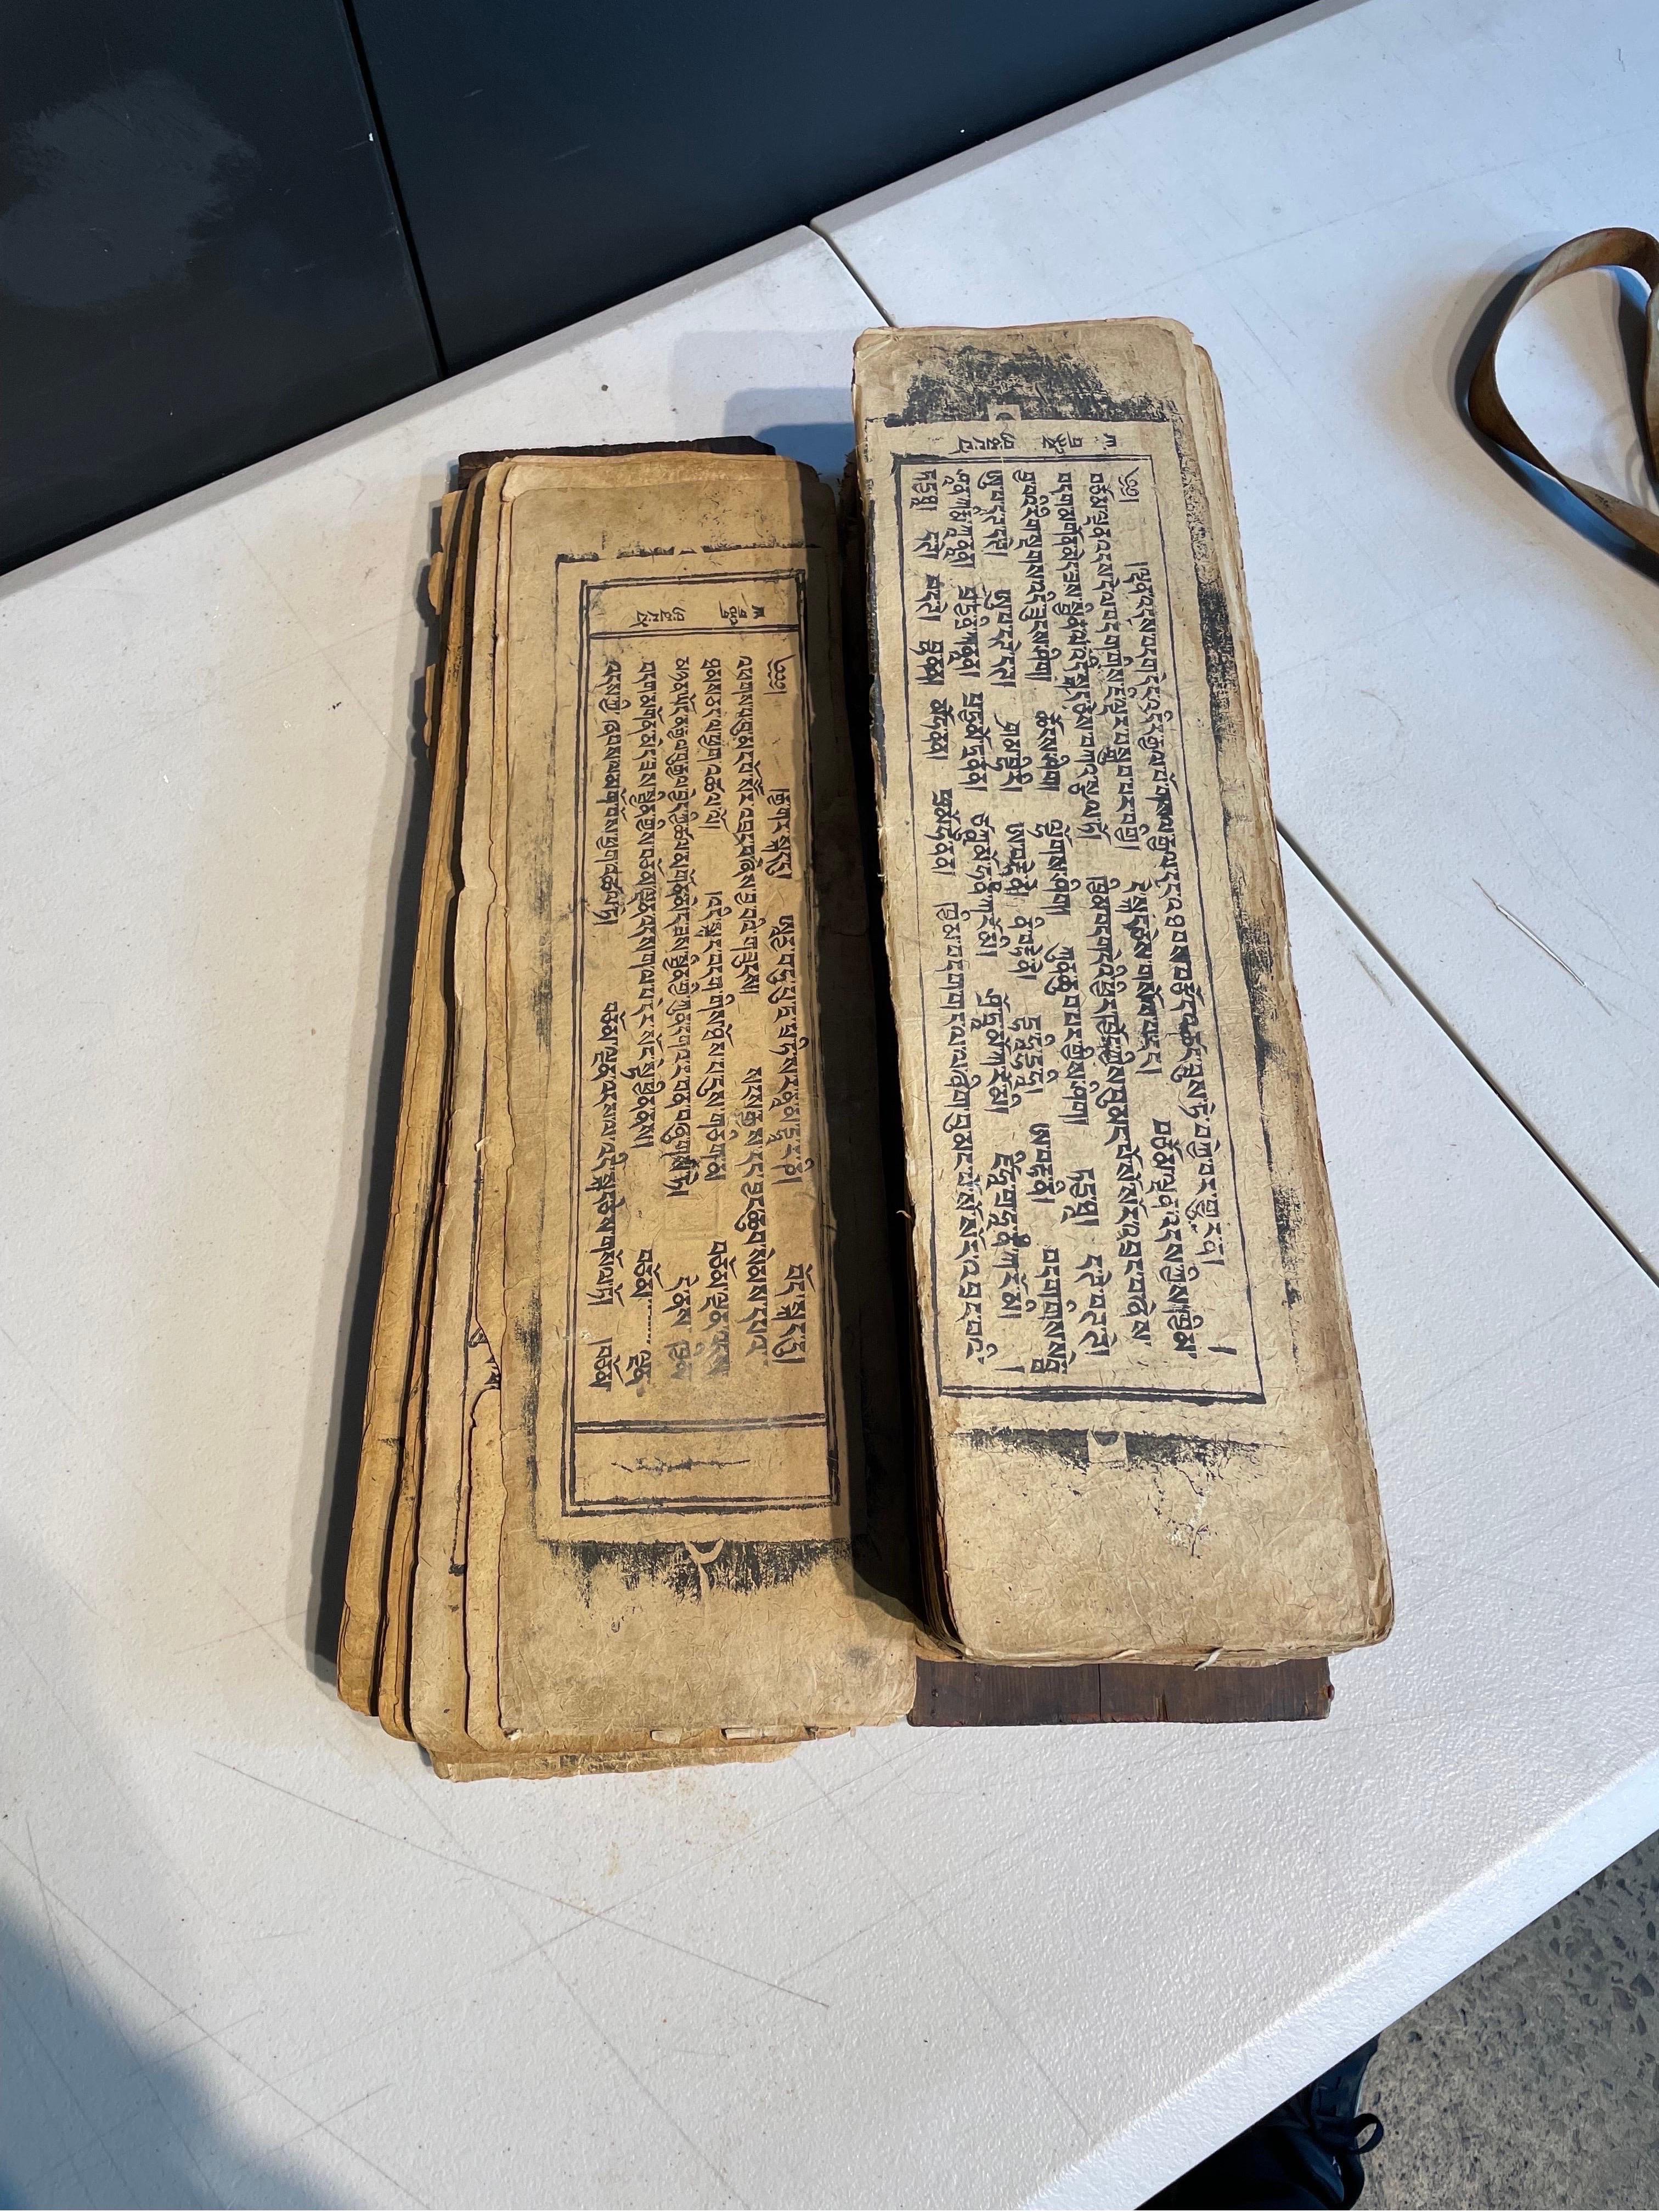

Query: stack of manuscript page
left=336, top=444, right=916, bottom=1775
left=336, top=325, right=1395, bottom=1770
left=853, top=321, right=1392, bottom=1666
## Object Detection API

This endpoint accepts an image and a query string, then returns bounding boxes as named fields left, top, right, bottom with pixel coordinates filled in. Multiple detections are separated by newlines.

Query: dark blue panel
left=0, top=0, right=438, bottom=572
left=352, top=0, right=1300, bottom=371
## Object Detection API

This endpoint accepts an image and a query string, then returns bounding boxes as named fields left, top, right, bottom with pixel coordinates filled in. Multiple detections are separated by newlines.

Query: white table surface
left=5, top=11, right=1659, bottom=2200
left=823, top=0, right=1659, bottom=1278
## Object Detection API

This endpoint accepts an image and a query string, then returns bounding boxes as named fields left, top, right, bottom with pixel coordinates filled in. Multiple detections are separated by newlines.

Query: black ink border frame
left=558, top=563, right=843, bottom=1516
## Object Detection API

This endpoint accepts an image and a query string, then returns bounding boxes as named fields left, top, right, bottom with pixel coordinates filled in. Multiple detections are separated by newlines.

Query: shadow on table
left=0, top=1900, right=334, bottom=2209
left=746, top=411, right=856, bottom=485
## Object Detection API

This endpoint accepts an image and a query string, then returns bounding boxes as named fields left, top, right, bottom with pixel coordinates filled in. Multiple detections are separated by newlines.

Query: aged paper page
left=375, top=1198, right=437, bottom=1735
left=338, top=478, right=481, bottom=1716
left=419, top=459, right=824, bottom=1768
left=346, top=451, right=910, bottom=1774
left=386, top=452, right=905, bottom=1771
left=492, top=453, right=915, bottom=1737
left=407, top=462, right=508, bottom=1760
left=453, top=471, right=766, bottom=1766
left=460, top=477, right=517, bottom=1751
left=855, top=320, right=1391, bottom=1662
left=378, top=499, right=476, bottom=1739
left=432, top=1743, right=800, bottom=1781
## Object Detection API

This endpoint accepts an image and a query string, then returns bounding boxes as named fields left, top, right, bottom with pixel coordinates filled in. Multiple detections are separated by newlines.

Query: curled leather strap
left=1467, top=226, right=1659, bottom=557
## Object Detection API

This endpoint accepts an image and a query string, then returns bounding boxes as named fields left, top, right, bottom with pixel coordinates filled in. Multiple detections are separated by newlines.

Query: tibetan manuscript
left=481, top=452, right=912, bottom=1740
left=854, top=320, right=1391, bottom=1663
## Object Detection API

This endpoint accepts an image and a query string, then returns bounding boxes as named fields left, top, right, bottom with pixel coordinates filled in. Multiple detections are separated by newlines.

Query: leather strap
left=1468, top=226, right=1659, bottom=556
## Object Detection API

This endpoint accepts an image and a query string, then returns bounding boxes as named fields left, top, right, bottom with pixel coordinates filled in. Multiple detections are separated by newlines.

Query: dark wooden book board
left=909, top=1656, right=1333, bottom=1727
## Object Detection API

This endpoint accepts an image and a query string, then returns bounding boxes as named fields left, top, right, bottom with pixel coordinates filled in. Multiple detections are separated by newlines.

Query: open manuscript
left=338, top=326, right=1390, bottom=1777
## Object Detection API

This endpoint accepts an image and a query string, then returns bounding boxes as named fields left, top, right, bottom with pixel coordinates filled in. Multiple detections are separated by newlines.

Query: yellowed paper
left=432, top=1743, right=800, bottom=1781
left=490, top=452, right=915, bottom=1737
left=405, top=461, right=508, bottom=1760
left=338, top=477, right=481, bottom=1715
left=354, top=451, right=911, bottom=1773
left=854, top=320, right=1391, bottom=1662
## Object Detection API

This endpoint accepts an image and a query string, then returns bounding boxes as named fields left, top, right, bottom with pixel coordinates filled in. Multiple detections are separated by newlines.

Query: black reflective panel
left=0, top=1, right=437, bottom=572
left=352, top=0, right=1299, bottom=371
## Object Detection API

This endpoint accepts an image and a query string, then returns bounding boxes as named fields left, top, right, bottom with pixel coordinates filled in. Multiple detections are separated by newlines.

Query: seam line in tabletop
left=0, top=1826, right=432, bottom=2210
left=1278, top=822, right=1659, bottom=1293
left=351, top=1743, right=754, bottom=2203
left=806, top=223, right=896, bottom=328
left=194, top=1752, right=833, bottom=2010
left=796, top=1759, right=1095, bottom=2148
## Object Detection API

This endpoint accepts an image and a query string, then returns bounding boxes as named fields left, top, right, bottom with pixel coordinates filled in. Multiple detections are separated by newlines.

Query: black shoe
left=1144, top=2038, right=1384, bottom=2209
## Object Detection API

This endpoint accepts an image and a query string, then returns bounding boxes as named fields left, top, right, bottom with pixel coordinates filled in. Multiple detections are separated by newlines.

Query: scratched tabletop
left=5, top=5, right=1659, bottom=2204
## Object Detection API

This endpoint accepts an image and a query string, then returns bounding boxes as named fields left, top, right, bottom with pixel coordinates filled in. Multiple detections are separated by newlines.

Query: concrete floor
left=1363, top=1835, right=1659, bottom=2208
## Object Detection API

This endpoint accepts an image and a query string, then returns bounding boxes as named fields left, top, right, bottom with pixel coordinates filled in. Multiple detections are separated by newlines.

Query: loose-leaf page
left=493, top=453, right=914, bottom=1736
left=338, top=478, right=481, bottom=1718
left=855, top=320, right=1391, bottom=1662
